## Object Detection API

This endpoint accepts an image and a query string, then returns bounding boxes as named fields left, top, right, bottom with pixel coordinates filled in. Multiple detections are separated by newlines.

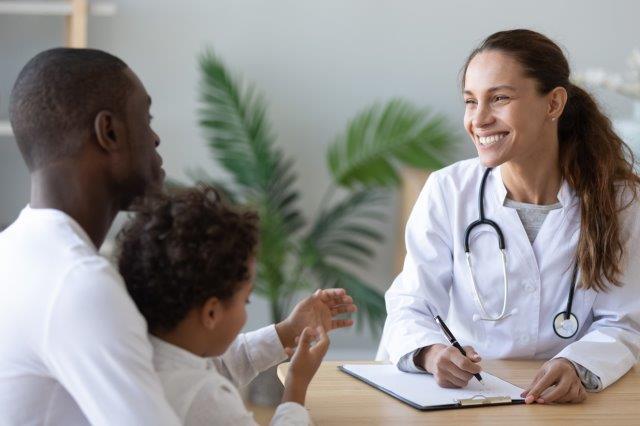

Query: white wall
left=1, top=0, right=639, bottom=357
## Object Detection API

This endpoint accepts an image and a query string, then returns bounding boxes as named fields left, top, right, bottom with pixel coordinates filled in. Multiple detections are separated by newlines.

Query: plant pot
left=248, top=364, right=284, bottom=407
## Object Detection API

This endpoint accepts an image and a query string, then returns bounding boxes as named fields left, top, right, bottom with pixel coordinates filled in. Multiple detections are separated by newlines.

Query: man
left=0, top=48, right=356, bottom=424
left=0, top=48, right=180, bottom=425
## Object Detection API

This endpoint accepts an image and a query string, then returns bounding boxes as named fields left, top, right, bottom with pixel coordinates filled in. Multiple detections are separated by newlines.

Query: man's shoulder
left=47, top=256, right=143, bottom=337
left=60, top=256, right=125, bottom=298
left=0, top=208, right=100, bottom=272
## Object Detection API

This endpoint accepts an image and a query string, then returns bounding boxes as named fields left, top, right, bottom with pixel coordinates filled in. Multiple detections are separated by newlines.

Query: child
left=117, top=186, right=357, bottom=425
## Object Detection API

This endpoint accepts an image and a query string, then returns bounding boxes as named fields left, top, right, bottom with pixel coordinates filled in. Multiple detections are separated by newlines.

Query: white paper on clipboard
left=341, top=364, right=525, bottom=409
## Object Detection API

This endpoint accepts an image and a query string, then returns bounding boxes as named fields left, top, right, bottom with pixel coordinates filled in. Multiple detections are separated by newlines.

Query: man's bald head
left=9, top=48, right=133, bottom=171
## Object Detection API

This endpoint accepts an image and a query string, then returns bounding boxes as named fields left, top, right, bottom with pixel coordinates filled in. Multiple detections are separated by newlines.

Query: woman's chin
left=477, top=151, right=506, bottom=168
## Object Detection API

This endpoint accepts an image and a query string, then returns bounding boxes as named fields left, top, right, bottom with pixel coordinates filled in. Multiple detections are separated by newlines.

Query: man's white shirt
left=0, top=206, right=180, bottom=425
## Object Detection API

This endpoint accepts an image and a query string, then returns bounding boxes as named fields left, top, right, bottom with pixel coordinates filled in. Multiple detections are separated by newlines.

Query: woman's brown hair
left=462, top=29, right=640, bottom=291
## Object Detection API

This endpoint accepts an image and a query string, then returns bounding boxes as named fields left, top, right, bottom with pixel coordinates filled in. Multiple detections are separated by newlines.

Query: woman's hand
left=417, top=344, right=483, bottom=388
left=521, top=358, right=586, bottom=404
left=282, top=326, right=330, bottom=406
left=275, top=288, right=357, bottom=349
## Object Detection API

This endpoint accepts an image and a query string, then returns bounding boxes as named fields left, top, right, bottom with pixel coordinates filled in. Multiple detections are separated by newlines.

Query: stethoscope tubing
left=463, top=167, right=578, bottom=337
left=464, top=168, right=505, bottom=252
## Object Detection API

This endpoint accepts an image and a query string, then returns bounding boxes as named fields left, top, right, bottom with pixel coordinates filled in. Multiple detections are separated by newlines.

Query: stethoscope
left=463, top=167, right=579, bottom=339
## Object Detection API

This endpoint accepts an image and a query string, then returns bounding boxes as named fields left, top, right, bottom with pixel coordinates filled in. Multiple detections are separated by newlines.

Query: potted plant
left=187, top=50, right=458, bottom=405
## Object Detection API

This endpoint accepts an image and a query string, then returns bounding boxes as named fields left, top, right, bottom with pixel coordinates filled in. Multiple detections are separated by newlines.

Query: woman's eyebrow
left=464, top=84, right=517, bottom=96
left=488, top=85, right=516, bottom=92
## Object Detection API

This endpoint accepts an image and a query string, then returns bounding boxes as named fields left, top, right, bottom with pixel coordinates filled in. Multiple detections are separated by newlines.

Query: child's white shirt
left=151, top=325, right=310, bottom=425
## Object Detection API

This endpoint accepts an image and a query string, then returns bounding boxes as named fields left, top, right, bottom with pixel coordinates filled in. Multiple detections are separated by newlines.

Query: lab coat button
left=524, top=282, right=536, bottom=293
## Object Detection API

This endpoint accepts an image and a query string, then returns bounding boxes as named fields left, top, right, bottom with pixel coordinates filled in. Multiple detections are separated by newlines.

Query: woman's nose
left=473, top=103, right=495, bottom=128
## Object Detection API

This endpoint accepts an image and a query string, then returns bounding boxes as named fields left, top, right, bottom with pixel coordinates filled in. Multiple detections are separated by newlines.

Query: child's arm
left=211, top=324, right=285, bottom=387
left=183, top=370, right=310, bottom=426
left=212, top=288, right=356, bottom=387
left=184, top=327, right=327, bottom=426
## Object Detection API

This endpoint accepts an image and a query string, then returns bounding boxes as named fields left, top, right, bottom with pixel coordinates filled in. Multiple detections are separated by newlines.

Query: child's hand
left=276, top=288, right=357, bottom=349
left=287, top=326, right=330, bottom=381
left=282, top=326, right=330, bottom=406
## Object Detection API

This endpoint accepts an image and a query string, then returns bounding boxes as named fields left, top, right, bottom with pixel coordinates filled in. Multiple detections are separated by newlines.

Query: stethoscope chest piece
left=465, top=167, right=581, bottom=335
left=553, top=311, right=579, bottom=339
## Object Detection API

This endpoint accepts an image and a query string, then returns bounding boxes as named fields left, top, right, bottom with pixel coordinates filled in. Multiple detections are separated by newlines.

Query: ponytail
left=559, top=84, right=639, bottom=291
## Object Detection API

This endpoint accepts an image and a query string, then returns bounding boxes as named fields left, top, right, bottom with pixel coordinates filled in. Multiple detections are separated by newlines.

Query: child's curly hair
left=117, top=185, right=259, bottom=333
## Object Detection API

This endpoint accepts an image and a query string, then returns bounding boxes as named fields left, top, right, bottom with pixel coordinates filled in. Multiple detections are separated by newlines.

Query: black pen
left=434, top=315, right=484, bottom=385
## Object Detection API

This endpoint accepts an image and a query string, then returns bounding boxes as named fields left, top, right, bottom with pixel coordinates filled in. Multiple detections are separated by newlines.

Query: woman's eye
left=494, top=95, right=509, bottom=102
left=464, top=99, right=477, bottom=105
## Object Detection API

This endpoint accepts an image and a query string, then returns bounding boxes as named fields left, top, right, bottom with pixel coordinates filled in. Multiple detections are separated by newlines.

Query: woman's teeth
left=478, top=133, right=508, bottom=146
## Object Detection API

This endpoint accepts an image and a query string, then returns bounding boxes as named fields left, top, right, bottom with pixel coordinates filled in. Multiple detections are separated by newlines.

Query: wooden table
left=277, top=360, right=640, bottom=425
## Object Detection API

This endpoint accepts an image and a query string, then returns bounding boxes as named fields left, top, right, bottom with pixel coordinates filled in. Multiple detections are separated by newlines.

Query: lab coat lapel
left=531, top=180, right=585, bottom=331
left=531, top=180, right=580, bottom=266
left=491, top=166, right=541, bottom=279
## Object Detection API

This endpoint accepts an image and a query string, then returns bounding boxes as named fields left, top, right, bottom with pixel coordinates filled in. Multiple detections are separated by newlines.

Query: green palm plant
left=196, top=49, right=457, bottom=334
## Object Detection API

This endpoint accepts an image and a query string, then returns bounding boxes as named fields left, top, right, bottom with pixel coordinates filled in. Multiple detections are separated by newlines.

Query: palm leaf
left=303, top=189, right=387, bottom=267
left=197, top=49, right=303, bottom=235
left=310, top=261, right=386, bottom=335
left=198, top=50, right=305, bottom=320
left=328, top=99, right=455, bottom=188
left=255, top=204, right=295, bottom=296
left=296, top=189, right=388, bottom=331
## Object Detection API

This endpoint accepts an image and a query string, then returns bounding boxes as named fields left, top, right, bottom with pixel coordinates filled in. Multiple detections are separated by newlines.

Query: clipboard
left=340, top=364, right=525, bottom=411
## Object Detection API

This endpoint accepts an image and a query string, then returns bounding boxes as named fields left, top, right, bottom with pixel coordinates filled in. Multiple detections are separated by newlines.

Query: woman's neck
left=500, top=150, right=562, bottom=205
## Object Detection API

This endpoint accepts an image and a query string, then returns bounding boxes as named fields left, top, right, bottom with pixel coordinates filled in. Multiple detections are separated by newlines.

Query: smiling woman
left=461, top=30, right=640, bottom=290
left=462, top=50, right=567, bottom=203
left=379, top=29, right=640, bottom=406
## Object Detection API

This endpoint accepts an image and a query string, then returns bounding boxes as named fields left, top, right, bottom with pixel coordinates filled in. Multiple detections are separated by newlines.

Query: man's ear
left=200, top=297, right=223, bottom=330
left=94, top=110, right=123, bottom=152
left=547, top=86, right=568, bottom=122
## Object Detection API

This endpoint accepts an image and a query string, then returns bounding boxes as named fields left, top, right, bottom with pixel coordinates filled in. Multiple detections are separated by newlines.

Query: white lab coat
left=377, top=158, right=640, bottom=389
